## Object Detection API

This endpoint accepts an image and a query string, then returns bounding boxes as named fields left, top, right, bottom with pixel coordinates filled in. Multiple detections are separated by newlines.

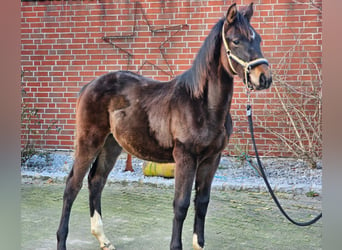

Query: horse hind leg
left=88, top=134, right=122, bottom=250
left=57, top=130, right=109, bottom=250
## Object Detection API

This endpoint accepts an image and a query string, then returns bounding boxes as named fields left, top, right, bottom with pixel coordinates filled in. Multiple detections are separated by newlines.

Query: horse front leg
left=193, top=154, right=221, bottom=250
left=170, top=141, right=197, bottom=250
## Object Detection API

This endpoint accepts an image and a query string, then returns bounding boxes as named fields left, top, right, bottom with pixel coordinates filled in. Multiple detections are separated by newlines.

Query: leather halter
left=222, top=24, right=269, bottom=89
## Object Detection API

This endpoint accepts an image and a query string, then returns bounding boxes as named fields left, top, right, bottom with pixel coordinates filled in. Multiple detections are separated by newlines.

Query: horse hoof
left=101, top=242, right=116, bottom=250
left=193, top=245, right=204, bottom=250
left=192, top=234, right=204, bottom=250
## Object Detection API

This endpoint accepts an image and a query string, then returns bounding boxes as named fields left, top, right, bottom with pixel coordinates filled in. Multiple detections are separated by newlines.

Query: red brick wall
left=21, top=0, right=322, bottom=158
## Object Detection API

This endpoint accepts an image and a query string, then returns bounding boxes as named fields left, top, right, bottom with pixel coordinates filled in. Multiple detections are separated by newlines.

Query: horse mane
left=177, top=19, right=225, bottom=99
left=177, top=8, right=254, bottom=99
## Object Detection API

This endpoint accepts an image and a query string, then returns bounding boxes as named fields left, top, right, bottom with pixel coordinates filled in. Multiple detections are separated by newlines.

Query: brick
left=20, top=0, right=322, bottom=156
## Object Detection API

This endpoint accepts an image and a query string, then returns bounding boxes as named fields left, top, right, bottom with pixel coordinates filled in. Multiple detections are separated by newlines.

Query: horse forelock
left=232, top=11, right=254, bottom=41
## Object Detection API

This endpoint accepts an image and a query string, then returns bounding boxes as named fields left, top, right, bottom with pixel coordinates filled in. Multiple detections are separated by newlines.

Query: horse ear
left=226, top=3, right=237, bottom=24
left=244, top=2, right=254, bottom=21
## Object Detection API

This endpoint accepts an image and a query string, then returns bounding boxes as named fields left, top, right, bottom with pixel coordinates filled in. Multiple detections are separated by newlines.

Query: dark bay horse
left=57, top=3, right=272, bottom=250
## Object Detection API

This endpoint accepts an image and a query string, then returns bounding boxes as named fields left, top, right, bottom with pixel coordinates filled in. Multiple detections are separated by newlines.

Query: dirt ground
left=21, top=181, right=322, bottom=250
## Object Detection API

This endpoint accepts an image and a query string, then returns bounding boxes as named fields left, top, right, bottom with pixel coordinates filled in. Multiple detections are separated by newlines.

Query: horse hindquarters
left=57, top=88, right=114, bottom=249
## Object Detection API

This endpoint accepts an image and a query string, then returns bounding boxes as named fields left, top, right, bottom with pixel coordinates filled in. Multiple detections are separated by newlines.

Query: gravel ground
left=21, top=151, right=322, bottom=194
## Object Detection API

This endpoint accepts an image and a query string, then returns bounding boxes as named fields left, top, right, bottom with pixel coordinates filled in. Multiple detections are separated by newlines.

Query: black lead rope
left=247, top=104, right=322, bottom=226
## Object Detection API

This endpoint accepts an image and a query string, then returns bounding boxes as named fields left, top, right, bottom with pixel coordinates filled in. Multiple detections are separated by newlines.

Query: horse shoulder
left=143, top=83, right=175, bottom=149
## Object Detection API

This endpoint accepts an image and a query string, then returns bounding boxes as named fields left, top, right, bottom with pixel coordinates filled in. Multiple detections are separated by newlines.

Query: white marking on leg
left=91, top=210, right=115, bottom=250
left=193, top=233, right=204, bottom=250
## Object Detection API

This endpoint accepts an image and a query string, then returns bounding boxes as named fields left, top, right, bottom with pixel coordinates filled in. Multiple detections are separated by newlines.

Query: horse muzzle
left=248, top=63, right=272, bottom=90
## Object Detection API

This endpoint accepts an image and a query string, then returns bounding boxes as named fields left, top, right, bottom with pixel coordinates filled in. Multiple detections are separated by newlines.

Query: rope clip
left=246, top=104, right=252, bottom=117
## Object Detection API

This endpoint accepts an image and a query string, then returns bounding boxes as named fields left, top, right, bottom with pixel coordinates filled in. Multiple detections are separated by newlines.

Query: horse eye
left=232, top=39, right=240, bottom=45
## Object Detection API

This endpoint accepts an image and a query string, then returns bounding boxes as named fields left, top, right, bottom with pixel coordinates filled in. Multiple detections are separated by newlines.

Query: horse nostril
left=259, top=73, right=266, bottom=88
left=259, top=73, right=272, bottom=89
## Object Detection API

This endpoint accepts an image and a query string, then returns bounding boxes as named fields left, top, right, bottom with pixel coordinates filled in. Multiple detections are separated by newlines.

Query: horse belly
left=109, top=109, right=174, bottom=163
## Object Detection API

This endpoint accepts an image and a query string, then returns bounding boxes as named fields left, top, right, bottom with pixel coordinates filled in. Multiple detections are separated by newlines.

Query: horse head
left=221, top=3, right=272, bottom=90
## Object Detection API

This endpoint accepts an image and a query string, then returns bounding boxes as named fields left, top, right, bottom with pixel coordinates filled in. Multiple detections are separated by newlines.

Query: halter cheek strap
left=221, top=25, right=269, bottom=87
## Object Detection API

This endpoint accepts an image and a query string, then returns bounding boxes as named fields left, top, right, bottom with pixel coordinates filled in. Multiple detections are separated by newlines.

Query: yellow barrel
left=142, top=161, right=175, bottom=178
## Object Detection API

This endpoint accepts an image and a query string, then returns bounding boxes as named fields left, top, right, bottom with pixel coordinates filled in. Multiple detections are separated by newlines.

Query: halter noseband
left=222, top=24, right=269, bottom=89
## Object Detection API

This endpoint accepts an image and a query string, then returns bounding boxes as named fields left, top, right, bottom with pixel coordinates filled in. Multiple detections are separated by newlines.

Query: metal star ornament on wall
left=102, top=1, right=188, bottom=78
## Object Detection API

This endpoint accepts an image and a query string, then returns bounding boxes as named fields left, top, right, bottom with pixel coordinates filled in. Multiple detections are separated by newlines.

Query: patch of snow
left=21, top=152, right=322, bottom=194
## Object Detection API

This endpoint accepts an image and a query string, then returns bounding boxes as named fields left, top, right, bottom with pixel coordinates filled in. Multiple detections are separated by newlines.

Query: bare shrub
left=256, top=43, right=322, bottom=168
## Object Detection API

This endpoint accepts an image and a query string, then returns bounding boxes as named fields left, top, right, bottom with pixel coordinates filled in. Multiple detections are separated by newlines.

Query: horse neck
left=180, top=19, right=234, bottom=118
left=193, top=19, right=233, bottom=115
left=207, top=65, right=234, bottom=117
